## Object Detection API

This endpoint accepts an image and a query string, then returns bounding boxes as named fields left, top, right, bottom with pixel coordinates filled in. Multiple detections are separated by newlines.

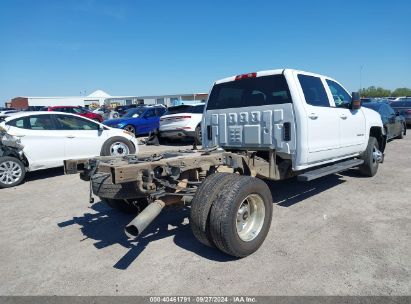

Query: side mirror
left=351, top=92, right=361, bottom=110
left=99, top=124, right=104, bottom=131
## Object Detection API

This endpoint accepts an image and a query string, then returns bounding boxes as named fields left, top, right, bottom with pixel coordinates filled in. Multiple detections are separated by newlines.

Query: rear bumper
left=159, top=130, right=195, bottom=139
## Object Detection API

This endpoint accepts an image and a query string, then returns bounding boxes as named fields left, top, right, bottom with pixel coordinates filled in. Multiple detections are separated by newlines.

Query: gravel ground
left=0, top=138, right=410, bottom=296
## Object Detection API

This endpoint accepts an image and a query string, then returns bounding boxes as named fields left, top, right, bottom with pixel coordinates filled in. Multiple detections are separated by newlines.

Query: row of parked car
left=0, top=94, right=408, bottom=189
left=103, top=103, right=204, bottom=143
left=361, top=97, right=411, bottom=126
left=0, top=102, right=205, bottom=188
left=1, top=102, right=207, bottom=141
left=361, top=99, right=409, bottom=140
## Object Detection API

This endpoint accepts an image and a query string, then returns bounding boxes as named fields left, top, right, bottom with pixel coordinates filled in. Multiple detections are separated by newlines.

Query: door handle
left=340, top=114, right=347, bottom=120
left=308, top=113, right=318, bottom=119
left=66, top=135, right=75, bottom=138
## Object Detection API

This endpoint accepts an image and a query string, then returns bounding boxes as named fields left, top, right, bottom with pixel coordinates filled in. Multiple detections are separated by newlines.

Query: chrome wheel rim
left=236, top=194, right=265, bottom=242
left=109, top=142, right=130, bottom=156
left=0, top=161, right=22, bottom=185
left=372, top=146, right=383, bottom=163
left=124, top=125, right=135, bottom=134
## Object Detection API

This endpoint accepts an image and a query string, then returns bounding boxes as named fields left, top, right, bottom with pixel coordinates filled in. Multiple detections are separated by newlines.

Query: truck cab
left=203, top=69, right=385, bottom=171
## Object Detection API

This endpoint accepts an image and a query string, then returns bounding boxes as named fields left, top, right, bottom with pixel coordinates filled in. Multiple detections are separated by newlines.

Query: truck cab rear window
left=206, top=74, right=292, bottom=110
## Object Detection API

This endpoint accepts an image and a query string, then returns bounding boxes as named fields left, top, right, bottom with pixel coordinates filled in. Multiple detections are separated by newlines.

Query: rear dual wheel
left=190, top=173, right=273, bottom=257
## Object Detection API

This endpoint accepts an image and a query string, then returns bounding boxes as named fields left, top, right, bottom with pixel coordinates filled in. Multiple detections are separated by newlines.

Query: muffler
left=125, top=200, right=165, bottom=238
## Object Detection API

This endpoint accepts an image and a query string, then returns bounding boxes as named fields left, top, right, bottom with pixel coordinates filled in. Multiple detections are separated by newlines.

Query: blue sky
left=0, top=0, right=410, bottom=105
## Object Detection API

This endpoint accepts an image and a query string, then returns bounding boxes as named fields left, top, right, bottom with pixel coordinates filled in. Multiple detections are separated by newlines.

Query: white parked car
left=0, top=110, right=18, bottom=115
left=93, top=107, right=120, bottom=120
left=0, top=112, right=138, bottom=186
left=159, top=104, right=205, bottom=143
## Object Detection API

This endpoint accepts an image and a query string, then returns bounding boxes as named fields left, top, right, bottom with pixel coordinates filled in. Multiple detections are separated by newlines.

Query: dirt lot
left=0, top=138, right=410, bottom=296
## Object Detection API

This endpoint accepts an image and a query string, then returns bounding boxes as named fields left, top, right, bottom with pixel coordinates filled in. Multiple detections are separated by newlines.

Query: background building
left=10, top=90, right=109, bottom=109
left=109, top=93, right=208, bottom=107
left=10, top=90, right=208, bottom=109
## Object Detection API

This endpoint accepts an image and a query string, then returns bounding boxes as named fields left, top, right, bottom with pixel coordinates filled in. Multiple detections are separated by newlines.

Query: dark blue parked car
left=390, top=99, right=411, bottom=127
left=362, top=102, right=406, bottom=140
left=103, top=105, right=167, bottom=136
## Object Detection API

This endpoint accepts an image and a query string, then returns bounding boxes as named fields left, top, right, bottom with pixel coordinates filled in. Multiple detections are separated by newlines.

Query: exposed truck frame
left=65, top=68, right=386, bottom=257
left=64, top=143, right=379, bottom=257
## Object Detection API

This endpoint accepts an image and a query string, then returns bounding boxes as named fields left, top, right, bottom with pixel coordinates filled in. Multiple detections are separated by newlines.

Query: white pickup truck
left=203, top=69, right=385, bottom=175
left=65, top=68, right=386, bottom=258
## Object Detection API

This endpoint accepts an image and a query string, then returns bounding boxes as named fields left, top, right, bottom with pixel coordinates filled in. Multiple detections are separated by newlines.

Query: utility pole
left=360, top=65, right=363, bottom=93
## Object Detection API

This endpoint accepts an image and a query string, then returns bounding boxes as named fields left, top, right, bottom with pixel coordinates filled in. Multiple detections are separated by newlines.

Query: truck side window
left=326, top=79, right=352, bottom=108
left=298, top=75, right=330, bottom=107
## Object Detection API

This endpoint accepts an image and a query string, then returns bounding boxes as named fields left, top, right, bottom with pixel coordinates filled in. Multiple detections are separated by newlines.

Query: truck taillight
left=235, top=72, right=257, bottom=81
left=207, top=125, right=212, bottom=140
left=283, top=122, right=291, bottom=141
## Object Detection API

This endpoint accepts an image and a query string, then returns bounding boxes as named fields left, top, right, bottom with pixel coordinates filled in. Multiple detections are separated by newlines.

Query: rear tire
left=0, top=156, right=26, bottom=188
left=190, top=173, right=238, bottom=247
left=208, top=175, right=273, bottom=257
left=101, top=197, right=148, bottom=214
left=359, top=137, right=380, bottom=177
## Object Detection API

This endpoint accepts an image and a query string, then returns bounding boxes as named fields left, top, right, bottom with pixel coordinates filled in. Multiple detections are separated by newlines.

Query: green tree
left=392, top=88, right=411, bottom=97
left=360, top=86, right=391, bottom=98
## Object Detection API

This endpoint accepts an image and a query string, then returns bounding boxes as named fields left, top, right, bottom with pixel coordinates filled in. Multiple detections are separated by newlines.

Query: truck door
left=325, top=79, right=366, bottom=155
left=297, top=74, right=340, bottom=164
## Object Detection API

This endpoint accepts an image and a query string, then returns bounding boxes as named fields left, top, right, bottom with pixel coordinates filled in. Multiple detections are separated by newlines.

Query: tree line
left=359, top=86, right=411, bottom=98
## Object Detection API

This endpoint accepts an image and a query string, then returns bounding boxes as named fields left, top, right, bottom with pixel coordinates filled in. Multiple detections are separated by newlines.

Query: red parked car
left=44, top=106, right=103, bottom=122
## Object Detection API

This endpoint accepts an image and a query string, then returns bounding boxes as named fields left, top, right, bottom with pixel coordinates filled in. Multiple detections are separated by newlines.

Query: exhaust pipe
left=125, top=200, right=165, bottom=238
